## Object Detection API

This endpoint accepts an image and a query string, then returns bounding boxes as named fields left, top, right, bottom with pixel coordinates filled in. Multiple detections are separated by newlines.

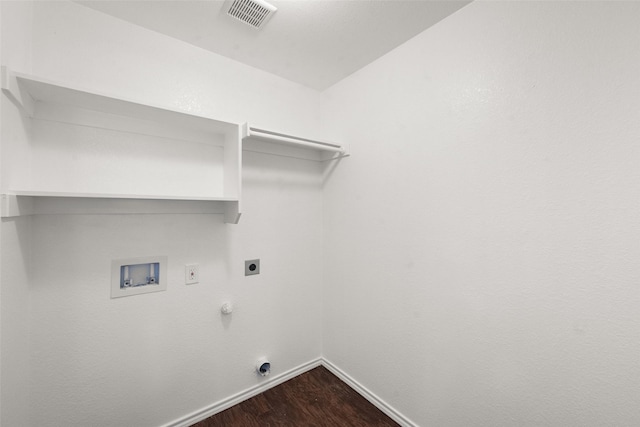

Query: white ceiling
left=75, top=0, right=471, bottom=90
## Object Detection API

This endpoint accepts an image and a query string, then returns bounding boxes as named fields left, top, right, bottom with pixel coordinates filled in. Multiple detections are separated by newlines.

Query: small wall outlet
left=245, top=259, right=260, bottom=276
left=185, top=264, right=199, bottom=285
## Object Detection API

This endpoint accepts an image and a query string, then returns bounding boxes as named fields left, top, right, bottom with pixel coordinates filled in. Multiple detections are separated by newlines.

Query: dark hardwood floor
left=191, top=366, right=399, bottom=427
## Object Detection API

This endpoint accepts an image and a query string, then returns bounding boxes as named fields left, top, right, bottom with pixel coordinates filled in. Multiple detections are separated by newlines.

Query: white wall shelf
left=0, top=68, right=349, bottom=222
left=1, top=67, right=242, bottom=223
left=5, top=190, right=239, bottom=201
left=242, top=124, right=349, bottom=162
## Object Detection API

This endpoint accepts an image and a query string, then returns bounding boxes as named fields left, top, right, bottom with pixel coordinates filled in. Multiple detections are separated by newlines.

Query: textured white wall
left=28, top=158, right=323, bottom=426
left=0, top=216, right=31, bottom=427
left=2, top=2, right=323, bottom=426
left=322, top=2, right=640, bottom=426
left=0, top=1, right=33, bottom=426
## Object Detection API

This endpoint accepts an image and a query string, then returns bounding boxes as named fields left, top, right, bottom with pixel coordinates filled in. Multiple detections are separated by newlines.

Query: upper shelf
left=1, top=66, right=238, bottom=137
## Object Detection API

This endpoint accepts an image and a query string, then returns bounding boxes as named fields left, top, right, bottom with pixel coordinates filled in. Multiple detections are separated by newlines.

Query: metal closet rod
left=248, top=127, right=346, bottom=153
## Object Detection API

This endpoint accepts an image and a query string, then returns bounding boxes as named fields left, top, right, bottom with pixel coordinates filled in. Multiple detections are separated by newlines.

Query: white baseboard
left=162, top=357, right=322, bottom=427
left=321, top=358, right=418, bottom=427
left=162, top=357, right=415, bottom=427
left=322, top=358, right=418, bottom=427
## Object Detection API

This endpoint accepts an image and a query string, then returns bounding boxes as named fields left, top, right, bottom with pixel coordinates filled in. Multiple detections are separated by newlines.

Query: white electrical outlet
left=185, top=264, right=199, bottom=285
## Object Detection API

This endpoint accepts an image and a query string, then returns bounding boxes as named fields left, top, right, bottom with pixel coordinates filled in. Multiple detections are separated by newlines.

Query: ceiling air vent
left=226, top=0, right=277, bottom=29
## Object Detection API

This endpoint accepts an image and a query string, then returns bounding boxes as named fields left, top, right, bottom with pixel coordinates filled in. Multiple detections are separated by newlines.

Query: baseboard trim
left=162, top=357, right=415, bottom=427
left=162, top=357, right=322, bottom=427
left=321, top=358, right=418, bottom=427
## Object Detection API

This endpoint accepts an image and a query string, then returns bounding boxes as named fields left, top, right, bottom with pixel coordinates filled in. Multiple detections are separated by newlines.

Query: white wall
left=0, top=1, right=33, bottom=426
left=2, top=1, right=324, bottom=426
left=322, top=2, right=640, bottom=426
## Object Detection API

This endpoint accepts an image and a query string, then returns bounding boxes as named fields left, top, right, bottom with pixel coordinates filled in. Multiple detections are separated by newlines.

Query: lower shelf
left=1, top=193, right=241, bottom=223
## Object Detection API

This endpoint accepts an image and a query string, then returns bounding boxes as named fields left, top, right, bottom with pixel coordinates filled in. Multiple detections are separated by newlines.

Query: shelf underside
left=1, top=193, right=241, bottom=223
left=7, top=191, right=238, bottom=201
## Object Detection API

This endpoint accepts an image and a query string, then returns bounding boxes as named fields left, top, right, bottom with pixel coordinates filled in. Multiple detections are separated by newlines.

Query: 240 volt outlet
left=245, top=259, right=260, bottom=276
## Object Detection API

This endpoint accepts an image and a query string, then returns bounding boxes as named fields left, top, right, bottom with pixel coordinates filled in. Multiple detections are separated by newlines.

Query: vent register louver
left=226, top=0, right=277, bottom=29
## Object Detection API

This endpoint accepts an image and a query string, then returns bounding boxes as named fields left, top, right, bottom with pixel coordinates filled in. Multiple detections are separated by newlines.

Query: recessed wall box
left=111, top=256, right=167, bottom=298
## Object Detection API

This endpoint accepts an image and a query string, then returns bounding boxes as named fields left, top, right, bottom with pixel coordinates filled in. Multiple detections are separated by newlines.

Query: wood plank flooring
left=191, top=366, right=399, bottom=427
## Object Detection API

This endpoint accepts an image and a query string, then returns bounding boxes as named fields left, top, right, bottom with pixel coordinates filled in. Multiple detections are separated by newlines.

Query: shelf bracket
left=1, top=194, right=34, bottom=218
left=224, top=201, right=241, bottom=224
left=1, top=66, right=35, bottom=116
